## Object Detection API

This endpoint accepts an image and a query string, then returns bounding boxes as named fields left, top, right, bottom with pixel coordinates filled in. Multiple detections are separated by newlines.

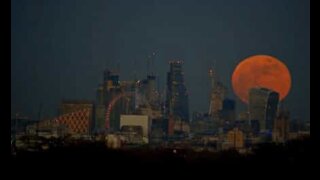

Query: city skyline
left=11, top=0, right=310, bottom=122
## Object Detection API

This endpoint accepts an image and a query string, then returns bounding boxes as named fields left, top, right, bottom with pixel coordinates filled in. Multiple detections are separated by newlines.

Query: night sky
left=11, top=0, right=310, bottom=122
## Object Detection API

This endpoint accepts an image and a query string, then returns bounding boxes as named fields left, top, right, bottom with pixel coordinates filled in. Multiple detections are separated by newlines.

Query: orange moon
left=231, top=55, right=291, bottom=104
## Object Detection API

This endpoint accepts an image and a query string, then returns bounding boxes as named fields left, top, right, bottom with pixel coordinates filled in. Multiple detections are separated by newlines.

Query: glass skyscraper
left=166, top=60, right=189, bottom=122
left=248, top=87, right=279, bottom=132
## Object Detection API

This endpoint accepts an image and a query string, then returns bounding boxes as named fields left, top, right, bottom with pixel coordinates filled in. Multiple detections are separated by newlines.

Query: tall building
left=272, top=109, right=290, bottom=143
left=135, top=75, right=160, bottom=109
left=221, top=98, right=236, bottom=123
left=145, top=75, right=160, bottom=108
left=95, top=68, right=135, bottom=132
left=209, top=82, right=227, bottom=116
left=95, top=85, right=105, bottom=132
left=166, top=60, right=189, bottom=122
left=208, top=68, right=227, bottom=125
left=94, top=104, right=105, bottom=133
left=248, top=87, right=279, bottom=132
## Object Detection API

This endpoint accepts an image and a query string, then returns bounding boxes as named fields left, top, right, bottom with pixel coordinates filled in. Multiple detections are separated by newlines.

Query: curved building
left=248, top=87, right=279, bottom=132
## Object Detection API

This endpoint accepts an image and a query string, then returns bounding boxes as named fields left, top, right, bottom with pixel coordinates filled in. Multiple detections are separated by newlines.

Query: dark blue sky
left=11, top=0, right=310, bottom=122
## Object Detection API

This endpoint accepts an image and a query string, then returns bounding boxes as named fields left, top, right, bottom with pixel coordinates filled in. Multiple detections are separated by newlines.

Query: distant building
left=149, top=118, right=167, bottom=144
left=208, top=68, right=227, bottom=126
left=26, top=119, right=67, bottom=138
left=59, top=100, right=94, bottom=115
left=166, top=60, right=189, bottom=122
left=273, top=109, right=290, bottom=143
left=173, top=120, right=190, bottom=134
left=56, top=101, right=94, bottom=135
left=248, top=87, right=279, bottom=132
left=145, top=75, right=160, bottom=108
left=238, top=111, right=249, bottom=121
left=221, top=98, right=236, bottom=124
left=250, top=119, right=260, bottom=135
left=120, top=115, right=150, bottom=143
left=11, top=116, right=38, bottom=135
left=102, top=69, right=123, bottom=131
left=95, top=69, right=136, bottom=132
left=135, top=106, right=162, bottom=120
left=209, top=82, right=227, bottom=120
left=103, top=69, right=120, bottom=92
left=94, top=105, right=106, bottom=133
left=225, top=128, right=244, bottom=149
left=190, top=112, right=215, bottom=135
left=234, top=120, right=251, bottom=135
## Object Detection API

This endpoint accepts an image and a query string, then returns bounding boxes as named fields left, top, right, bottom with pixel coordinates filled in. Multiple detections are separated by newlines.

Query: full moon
left=231, top=55, right=291, bottom=104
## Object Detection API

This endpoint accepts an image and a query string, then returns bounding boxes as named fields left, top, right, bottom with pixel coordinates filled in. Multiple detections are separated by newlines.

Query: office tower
left=221, top=98, right=236, bottom=123
left=99, top=68, right=131, bottom=132
left=273, top=109, right=290, bottom=143
left=135, top=75, right=160, bottom=109
left=208, top=68, right=227, bottom=125
left=166, top=60, right=189, bottom=122
left=248, top=87, right=279, bottom=132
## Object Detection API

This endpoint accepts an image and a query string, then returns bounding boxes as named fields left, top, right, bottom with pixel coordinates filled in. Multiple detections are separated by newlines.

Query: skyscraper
left=208, top=68, right=227, bottom=127
left=166, top=60, right=189, bottom=122
left=248, top=87, right=279, bottom=132
left=221, top=98, right=236, bottom=123
left=95, top=68, right=133, bottom=132
left=272, top=108, right=290, bottom=143
left=135, top=75, right=160, bottom=109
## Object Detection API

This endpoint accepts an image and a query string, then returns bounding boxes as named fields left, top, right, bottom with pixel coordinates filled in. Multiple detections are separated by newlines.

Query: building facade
left=225, top=128, right=244, bottom=149
left=166, top=60, right=189, bottom=122
left=248, top=87, right=279, bottom=132
left=120, top=115, right=150, bottom=143
left=272, top=109, right=290, bottom=143
left=55, top=107, right=92, bottom=136
left=58, top=100, right=94, bottom=135
left=221, top=98, right=236, bottom=124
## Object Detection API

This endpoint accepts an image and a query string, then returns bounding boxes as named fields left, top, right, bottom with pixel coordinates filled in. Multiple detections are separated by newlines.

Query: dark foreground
left=11, top=137, right=311, bottom=167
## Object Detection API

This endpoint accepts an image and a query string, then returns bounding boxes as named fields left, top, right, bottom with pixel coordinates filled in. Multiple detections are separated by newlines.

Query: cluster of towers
left=16, top=58, right=299, bottom=148
left=93, top=60, right=189, bottom=137
left=30, top=58, right=289, bottom=144
left=193, top=66, right=288, bottom=143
